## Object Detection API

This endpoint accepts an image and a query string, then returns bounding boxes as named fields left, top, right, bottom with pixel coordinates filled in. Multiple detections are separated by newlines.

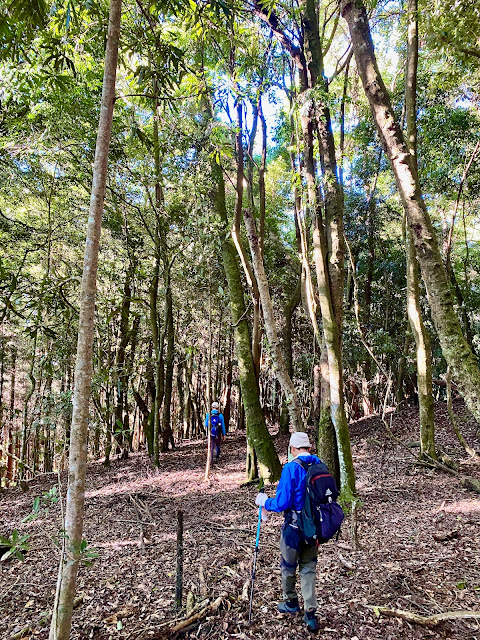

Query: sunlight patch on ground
left=85, top=465, right=245, bottom=499
left=442, top=499, right=480, bottom=514
left=95, top=539, right=142, bottom=549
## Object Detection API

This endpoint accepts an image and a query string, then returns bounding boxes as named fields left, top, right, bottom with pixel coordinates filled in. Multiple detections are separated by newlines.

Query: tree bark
left=312, top=218, right=355, bottom=494
left=161, top=271, right=175, bottom=452
left=279, top=277, right=301, bottom=434
left=211, top=160, right=281, bottom=482
left=316, top=345, right=340, bottom=484
left=404, top=0, right=435, bottom=459
left=49, top=1, right=122, bottom=637
left=340, top=0, right=480, bottom=422
left=115, top=270, right=132, bottom=457
left=6, top=345, right=16, bottom=484
left=244, top=209, right=304, bottom=434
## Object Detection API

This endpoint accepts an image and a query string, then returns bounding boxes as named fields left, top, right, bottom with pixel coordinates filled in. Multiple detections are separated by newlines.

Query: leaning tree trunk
left=340, top=0, right=480, bottom=422
left=244, top=210, right=304, bottom=433
left=49, top=1, right=122, bottom=638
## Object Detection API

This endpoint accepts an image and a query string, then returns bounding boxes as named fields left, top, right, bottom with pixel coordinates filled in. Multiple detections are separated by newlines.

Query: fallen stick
left=145, top=596, right=224, bottom=639
left=169, top=596, right=223, bottom=633
left=372, top=606, right=480, bottom=627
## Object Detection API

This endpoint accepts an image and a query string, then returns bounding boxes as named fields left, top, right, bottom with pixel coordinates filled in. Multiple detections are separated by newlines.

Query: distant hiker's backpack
left=210, top=413, right=220, bottom=438
left=294, top=459, right=344, bottom=545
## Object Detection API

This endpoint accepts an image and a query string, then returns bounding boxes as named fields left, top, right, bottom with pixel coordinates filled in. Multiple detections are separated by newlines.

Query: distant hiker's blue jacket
left=264, top=454, right=320, bottom=513
left=205, top=410, right=225, bottom=436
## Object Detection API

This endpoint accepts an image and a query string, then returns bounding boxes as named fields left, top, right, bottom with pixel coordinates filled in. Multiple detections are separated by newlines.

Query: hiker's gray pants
left=280, top=526, right=318, bottom=612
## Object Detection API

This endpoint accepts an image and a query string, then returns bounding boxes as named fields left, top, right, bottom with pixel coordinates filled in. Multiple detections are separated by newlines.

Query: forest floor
left=1, top=400, right=480, bottom=640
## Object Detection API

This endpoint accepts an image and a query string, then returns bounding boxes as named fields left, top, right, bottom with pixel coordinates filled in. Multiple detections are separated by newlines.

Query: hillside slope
left=1, top=400, right=479, bottom=640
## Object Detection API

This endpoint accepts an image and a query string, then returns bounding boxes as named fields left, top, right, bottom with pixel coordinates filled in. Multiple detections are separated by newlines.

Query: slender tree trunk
left=244, top=210, right=304, bottom=433
left=317, top=345, right=340, bottom=485
left=340, top=0, right=480, bottom=422
left=115, top=270, right=131, bottom=457
left=49, top=1, right=122, bottom=637
left=223, top=332, right=233, bottom=432
left=6, top=345, right=17, bottom=484
left=205, top=288, right=213, bottom=480
left=182, top=354, right=193, bottom=438
left=403, top=0, right=436, bottom=459
left=211, top=160, right=281, bottom=482
left=161, top=272, right=175, bottom=452
left=396, top=333, right=412, bottom=406
left=149, top=254, right=163, bottom=465
left=279, top=277, right=301, bottom=434
left=313, top=218, right=355, bottom=494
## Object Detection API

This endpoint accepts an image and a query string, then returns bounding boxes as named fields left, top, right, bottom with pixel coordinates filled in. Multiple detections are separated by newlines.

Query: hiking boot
left=303, top=610, right=319, bottom=632
left=277, top=598, right=300, bottom=614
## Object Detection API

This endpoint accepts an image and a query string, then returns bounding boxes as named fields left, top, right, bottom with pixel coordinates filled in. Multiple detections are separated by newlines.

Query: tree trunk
left=115, top=270, right=132, bottom=457
left=211, top=161, right=281, bottom=482
left=279, top=277, right=301, bottom=434
left=403, top=0, right=436, bottom=458
left=396, top=333, right=412, bottom=406
left=316, top=346, right=340, bottom=484
left=149, top=254, right=163, bottom=465
left=244, top=210, right=304, bottom=433
left=313, top=218, right=356, bottom=495
left=161, top=272, right=175, bottom=452
left=182, top=353, right=193, bottom=438
left=49, top=1, right=122, bottom=637
left=6, top=345, right=17, bottom=484
left=340, top=0, right=480, bottom=422
left=223, top=332, right=233, bottom=432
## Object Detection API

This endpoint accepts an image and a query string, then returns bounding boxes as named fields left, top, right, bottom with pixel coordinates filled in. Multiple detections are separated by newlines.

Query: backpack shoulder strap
left=293, top=458, right=310, bottom=472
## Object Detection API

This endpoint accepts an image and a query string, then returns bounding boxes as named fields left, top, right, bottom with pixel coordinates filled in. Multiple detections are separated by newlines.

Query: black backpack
left=294, top=458, right=344, bottom=545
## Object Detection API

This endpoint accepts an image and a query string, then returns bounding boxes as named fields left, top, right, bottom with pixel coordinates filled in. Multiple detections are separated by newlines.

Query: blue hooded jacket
left=264, top=454, right=320, bottom=513
left=204, top=410, right=225, bottom=436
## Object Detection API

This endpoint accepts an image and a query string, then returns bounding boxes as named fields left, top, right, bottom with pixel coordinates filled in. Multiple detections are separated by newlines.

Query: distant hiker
left=205, top=401, right=225, bottom=463
left=255, top=432, right=321, bottom=633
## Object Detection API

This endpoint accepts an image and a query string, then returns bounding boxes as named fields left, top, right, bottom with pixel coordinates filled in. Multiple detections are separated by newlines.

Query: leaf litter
left=0, top=399, right=479, bottom=640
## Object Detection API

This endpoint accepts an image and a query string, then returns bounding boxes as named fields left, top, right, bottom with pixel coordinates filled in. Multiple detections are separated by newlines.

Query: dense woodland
left=0, top=0, right=480, bottom=637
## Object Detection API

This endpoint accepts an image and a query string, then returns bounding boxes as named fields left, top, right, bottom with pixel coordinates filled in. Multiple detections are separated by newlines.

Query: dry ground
left=1, top=400, right=480, bottom=640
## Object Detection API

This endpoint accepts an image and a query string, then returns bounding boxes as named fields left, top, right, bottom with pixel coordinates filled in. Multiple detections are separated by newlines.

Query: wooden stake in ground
left=175, top=509, right=184, bottom=611
left=48, top=1, right=122, bottom=638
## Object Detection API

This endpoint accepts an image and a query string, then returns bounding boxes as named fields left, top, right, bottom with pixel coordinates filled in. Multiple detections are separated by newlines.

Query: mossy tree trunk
left=211, top=160, right=281, bottom=483
left=244, top=210, right=304, bottom=434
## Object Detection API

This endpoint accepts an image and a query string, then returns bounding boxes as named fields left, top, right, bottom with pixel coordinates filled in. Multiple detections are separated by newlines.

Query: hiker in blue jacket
left=205, top=401, right=225, bottom=463
left=255, top=431, right=320, bottom=632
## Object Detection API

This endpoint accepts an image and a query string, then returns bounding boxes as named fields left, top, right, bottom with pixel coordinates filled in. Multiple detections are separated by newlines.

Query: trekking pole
left=248, top=488, right=264, bottom=625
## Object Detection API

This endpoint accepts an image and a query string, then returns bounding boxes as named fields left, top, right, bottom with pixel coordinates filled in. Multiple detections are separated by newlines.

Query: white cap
left=212, top=401, right=219, bottom=409
left=289, top=432, right=311, bottom=449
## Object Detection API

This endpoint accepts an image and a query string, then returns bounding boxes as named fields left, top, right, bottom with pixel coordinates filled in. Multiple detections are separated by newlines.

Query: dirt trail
left=1, top=400, right=479, bottom=639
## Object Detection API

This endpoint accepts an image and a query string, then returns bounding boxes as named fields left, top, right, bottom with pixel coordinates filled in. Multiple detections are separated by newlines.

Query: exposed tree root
left=372, top=606, right=480, bottom=627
